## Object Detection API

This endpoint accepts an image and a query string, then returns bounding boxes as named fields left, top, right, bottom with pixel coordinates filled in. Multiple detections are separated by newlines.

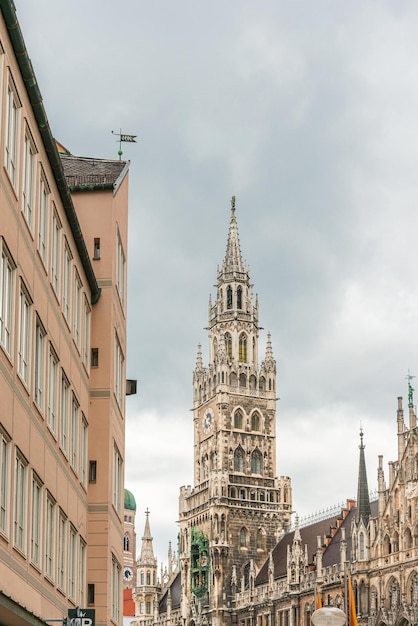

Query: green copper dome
left=124, top=489, right=137, bottom=512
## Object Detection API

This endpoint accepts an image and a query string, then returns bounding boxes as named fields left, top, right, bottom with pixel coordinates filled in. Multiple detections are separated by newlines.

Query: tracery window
left=234, top=411, right=243, bottom=429
left=237, top=286, right=242, bottom=309
left=227, top=287, right=233, bottom=309
left=251, top=449, right=261, bottom=474
left=225, top=333, right=232, bottom=361
left=234, top=448, right=244, bottom=472
left=239, top=334, right=247, bottom=363
left=240, top=527, right=247, bottom=547
left=251, top=412, right=261, bottom=431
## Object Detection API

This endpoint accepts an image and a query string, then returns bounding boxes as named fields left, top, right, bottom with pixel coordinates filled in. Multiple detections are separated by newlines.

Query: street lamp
left=311, top=607, right=346, bottom=626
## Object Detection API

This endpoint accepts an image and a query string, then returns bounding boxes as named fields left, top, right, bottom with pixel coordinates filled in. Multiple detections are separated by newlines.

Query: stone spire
left=222, top=196, right=245, bottom=275
left=195, top=344, right=203, bottom=371
left=356, top=429, right=371, bottom=526
left=139, top=508, right=156, bottom=566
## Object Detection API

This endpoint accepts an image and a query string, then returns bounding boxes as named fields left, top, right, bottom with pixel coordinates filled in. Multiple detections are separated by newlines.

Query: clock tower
left=179, top=198, right=292, bottom=626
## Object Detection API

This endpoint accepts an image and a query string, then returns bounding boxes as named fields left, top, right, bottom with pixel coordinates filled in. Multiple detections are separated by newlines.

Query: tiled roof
left=60, top=153, right=127, bottom=189
left=159, top=572, right=182, bottom=613
left=123, top=588, right=135, bottom=617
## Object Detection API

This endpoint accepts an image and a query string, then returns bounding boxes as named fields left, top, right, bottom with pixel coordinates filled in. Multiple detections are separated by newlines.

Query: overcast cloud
left=17, top=0, right=418, bottom=562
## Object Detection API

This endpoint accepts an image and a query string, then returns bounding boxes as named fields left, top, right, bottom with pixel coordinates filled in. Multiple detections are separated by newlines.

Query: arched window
left=251, top=449, right=261, bottom=474
left=256, top=529, right=263, bottom=549
left=213, top=337, right=218, bottom=361
left=259, top=376, right=266, bottom=390
left=239, top=373, right=246, bottom=387
left=239, top=334, right=247, bottom=363
left=227, top=287, right=233, bottom=309
left=225, top=333, right=232, bottom=361
left=243, top=563, right=250, bottom=590
left=251, top=412, right=261, bottom=431
left=234, top=447, right=244, bottom=472
left=234, top=411, right=243, bottom=429
left=237, top=286, right=242, bottom=309
left=359, top=532, right=365, bottom=560
left=240, top=527, right=247, bottom=547
left=146, top=571, right=151, bottom=585
left=124, top=535, right=129, bottom=551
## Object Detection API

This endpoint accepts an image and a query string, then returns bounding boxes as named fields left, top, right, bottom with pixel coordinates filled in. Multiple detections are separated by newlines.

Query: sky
left=16, top=0, right=418, bottom=564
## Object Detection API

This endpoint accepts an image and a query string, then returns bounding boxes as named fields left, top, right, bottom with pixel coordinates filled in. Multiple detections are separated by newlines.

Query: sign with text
left=67, top=608, right=95, bottom=626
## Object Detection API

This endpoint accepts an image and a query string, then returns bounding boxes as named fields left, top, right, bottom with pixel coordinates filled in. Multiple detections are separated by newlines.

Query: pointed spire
left=139, top=508, right=156, bottom=565
left=196, top=344, right=203, bottom=370
left=222, top=196, right=245, bottom=274
left=356, top=429, right=371, bottom=526
left=265, top=332, right=274, bottom=362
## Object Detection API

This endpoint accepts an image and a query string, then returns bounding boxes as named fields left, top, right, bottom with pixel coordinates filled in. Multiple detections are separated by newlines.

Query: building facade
left=126, top=203, right=418, bottom=626
left=0, top=2, right=130, bottom=625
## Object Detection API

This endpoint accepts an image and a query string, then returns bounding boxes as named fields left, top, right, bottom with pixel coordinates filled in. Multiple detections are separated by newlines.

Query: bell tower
left=179, top=198, right=292, bottom=626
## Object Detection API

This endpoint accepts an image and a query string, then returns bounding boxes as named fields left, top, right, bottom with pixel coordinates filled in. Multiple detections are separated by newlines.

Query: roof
left=124, top=489, right=137, bottom=512
left=123, top=588, right=135, bottom=617
left=159, top=572, right=182, bottom=613
left=60, top=153, right=128, bottom=192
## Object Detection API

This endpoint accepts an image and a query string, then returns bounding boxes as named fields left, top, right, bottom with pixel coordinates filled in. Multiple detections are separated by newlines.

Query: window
left=45, top=493, right=55, bottom=580
left=22, top=128, right=36, bottom=230
left=79, top=539, right=86, bottom=606
left=62, top=241, right=72, bottom=323
left=5, top=79, right=20, bottom=187
left=14, top=451, right=27, bottom=552
left=0, top=427, right=10, bottom=536
left=82, top=296, right=91, bottom=369
left=73, top=271, right=82, bottom=349
left=0, top=242, right=15, bottom=356
left=69, top=525, right=77, bottom=600
left=234, top=447, right=244, bottom=472
left=89, top=460, right=97, bottom=483
left=70, top=394, right=79, bottom=472
left=30, top=473, right=42, bottom=567
left=237, top=286, right=242, bottom=309
left=251, top=449, right=261, bottom=474
left=234, top=411, right=243, bottom=429
left=227, top=286, right=233, bottom=309
left=116, top=230, right=126, bottom=309
left=115, top=332, right=125, bottom=408
left=91, top=348, right=99, bottom=368
left=225, top=333, right=232, bottom=361
left=60, top=373, right=69, bottom=455
left=88, top=584, right=95, bottom=605
left=58, top=510, right=67, bottom=591
left=80, top=415, right=88, bottom=488
left=18, top=284, right=32, bottom=385
left=111, top=556, right=121, bottom=623
left=113, top=443, right=123, bottom=514
left=93, top=238, right=100, bottom=260
left=38, top=173, right=50, bottom=267
left=251, top=412, right=261, bottom=431
left=34, top=317, right=46, bottom=412
left=48, top=347, right=59, bottom=434
left=239, top=333, right=247, bottom=363
left=51, top=206, right=61, bottom=295
left=240, top=527, right=247, bottom=547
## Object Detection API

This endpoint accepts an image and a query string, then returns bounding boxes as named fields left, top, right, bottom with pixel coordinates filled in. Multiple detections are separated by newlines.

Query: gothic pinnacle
left=222, top=196, right=245, bottom=274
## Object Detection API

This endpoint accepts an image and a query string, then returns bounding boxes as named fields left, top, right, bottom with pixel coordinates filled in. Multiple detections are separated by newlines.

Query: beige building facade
left=0, top=2, right=130, bottom=625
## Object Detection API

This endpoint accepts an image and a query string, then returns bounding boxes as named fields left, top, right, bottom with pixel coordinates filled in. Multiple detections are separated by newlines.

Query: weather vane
left=406, top=369, right=415, bottom=408
left=111, top=129, right=137, bottom=160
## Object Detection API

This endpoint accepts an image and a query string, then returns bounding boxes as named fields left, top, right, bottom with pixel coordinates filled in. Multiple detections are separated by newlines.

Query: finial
left=359, top=426, right=364, bottom=448
left=111, top=129, right=138, bottom=160
left=406, top=370, right=415, bottom=408
left=145, top=507, right=150, bottom=517
left=231, top=195, right=236, bottom=213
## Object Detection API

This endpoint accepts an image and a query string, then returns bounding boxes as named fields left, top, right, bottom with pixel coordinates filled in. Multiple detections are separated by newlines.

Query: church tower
left=179, top=198, right=292, bottom=626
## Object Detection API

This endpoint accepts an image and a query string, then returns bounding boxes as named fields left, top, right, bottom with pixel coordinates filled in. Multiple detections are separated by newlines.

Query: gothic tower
left=178, top=198, right=292, bottom=626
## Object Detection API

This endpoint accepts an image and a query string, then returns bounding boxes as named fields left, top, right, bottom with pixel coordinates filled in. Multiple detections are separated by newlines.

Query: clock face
left=202, top=407, right=214, bottom=434
left=123, top=567, right=133, bottom=582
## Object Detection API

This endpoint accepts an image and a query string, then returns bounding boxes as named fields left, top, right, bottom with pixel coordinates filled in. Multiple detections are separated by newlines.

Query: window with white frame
left=5, top=78, right=20, bottom=187
left=14, top=451, right=27, bottom=552
left=80, top=414, right=88, bottom=489
left=18, top=284, right=32, bottom=386
left=45, top=493, right=55, bottom=580
left=51, top=205, right=61, bottom=296
left=70, top=394, right=79, bottom=472
left=30, top=472, right=42, bottom=567
left=111, top=556, right=121, bottom=623
left=57, top=510, right=67, bottom=591
left=0, top=427, right=11, bottom=537
left=62, top=241, right=72, bottom=323
left=38, top=172, right=50, bottom=267
left=34, top=317, right=46, bottom=412
left=60, top=372, right=69, bottom=456
left=82, top=295, right=90, bottom=370
left=116, top=230, right=126, bottom=310
left=79, top=538, right=86, bottom=607
left=48, top=346, right=59, bottom=435
left=0, top=241, right=15, bottom=356
left=73, top=270, right=82, bottom=349
left=114, top=332, right=125, bottom=409
left=113, top=442, right=123, bottom=515
left=69, top=525, right=77, bottom=600
left=22, top=127, right=36, bottom=230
